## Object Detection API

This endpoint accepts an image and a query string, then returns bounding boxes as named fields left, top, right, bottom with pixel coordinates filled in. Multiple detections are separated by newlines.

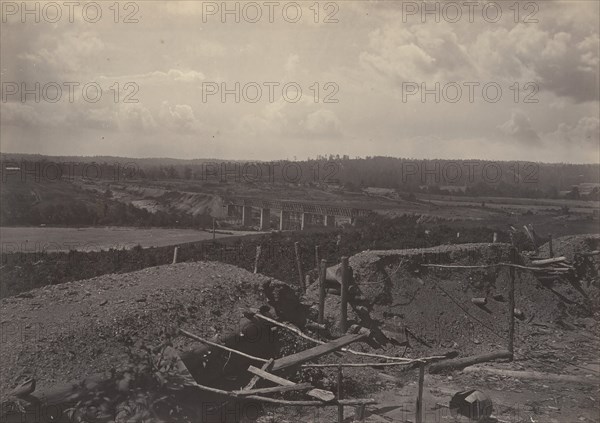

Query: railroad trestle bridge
left=224, top=198, right=371, bottom=230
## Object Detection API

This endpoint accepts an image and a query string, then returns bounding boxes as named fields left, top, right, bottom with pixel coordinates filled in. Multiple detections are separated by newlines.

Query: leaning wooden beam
left=428, top=351, right=512, bottom=374
left=253, top=312, right=321, bottom=345
left=252, top=311, right=443, bottom=363
left=422, top=263, right=570, bottom=273
left=302, top=361, right=423, bottom=368
left=187, top=380, right=375, bottom=406
left=247, top=366, right=335, bottom=402
left=179, top=329, right=269, bottom=363
left=234, top=383, right=313, bottom=396
left=271, top=333, right=369, bottom=372
left=530, top=256, right=567, bottom=266
left=248, top=365, right=299, bottom=386
left=243, top=358, right=274, bottom=391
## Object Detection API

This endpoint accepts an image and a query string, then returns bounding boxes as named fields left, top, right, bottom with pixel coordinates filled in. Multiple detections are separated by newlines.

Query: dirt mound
left=306, top=242, right=596, bottom=358
left=0, top=262, right=300, bottom=402
left=538, top=233, right=600, bottom=260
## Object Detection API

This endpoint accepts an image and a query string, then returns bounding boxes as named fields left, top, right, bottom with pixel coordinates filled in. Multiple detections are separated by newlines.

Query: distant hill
left=1, top=153, right=598, bottom=200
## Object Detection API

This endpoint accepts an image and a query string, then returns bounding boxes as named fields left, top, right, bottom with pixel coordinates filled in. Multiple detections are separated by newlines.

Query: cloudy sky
left=1, top=0, right=599, bottom=163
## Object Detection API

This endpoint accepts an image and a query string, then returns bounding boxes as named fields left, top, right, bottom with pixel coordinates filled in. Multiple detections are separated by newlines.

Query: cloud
left=158, top=101, right=202, bottom=133
left=18, top=31, right=105, bottom=78
left=471, top=24, right=599, bottom=103
left=547, top=116, right=600, bottom=145
left=238, top=97, right=342, bottom=139
left=285, top=54, right=300, bottom=73
left=0, top=102, right=41, bottom=127
left=359, top=23, right=475, bottom=84
left=304, top=109, right=341, bottom=137
left=498, top=110, right=541, bottom=144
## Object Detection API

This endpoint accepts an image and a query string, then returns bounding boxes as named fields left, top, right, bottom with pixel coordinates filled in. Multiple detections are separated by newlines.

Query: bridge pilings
left=242, top=206, right=252, bottom=227
left=260, top=208, right=270, bottom=230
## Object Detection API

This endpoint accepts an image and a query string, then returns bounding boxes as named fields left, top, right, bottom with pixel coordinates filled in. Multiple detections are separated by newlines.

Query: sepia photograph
left=0, top=1, right=599, bottom=422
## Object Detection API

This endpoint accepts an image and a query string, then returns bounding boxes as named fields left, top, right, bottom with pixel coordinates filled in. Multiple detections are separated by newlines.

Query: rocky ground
left=0, top=262, right=280, bottom=401
left=1, top=236, right=598, bottom=422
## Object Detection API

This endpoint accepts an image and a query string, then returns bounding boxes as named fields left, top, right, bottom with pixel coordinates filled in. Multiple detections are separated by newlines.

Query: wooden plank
left=247, top=366, right=335, bottom=402
left=243, top=358, right=274, bottom=391
left=271, top=333, right=368, bottom=372
left=235, top=383, right=313, bottom=396
left=248, top=366, right=295, bottom=386
left=531, top=256, right=567, bottom=266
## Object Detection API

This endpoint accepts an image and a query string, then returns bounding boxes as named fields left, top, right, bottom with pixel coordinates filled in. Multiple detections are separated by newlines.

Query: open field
left=419, top=193, right=599, bottom=215
left=0, top=226, right=260, bottom=252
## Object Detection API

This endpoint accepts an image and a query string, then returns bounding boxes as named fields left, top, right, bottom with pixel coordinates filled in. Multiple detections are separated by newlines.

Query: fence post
left=340, top=257, right=349, bottom=332
left=315, top=245, right=320, bottom=269
left=253, top=245, right=262, bottom=274
left=337, top=365, right=344, bottom=423
left=294, top=242, right=305, bottom=292
left=319, top=259, right=327, bottom=325
left=416, top=362, right=425, bottom=423
left=549, top=234, right=554, bottom=258
left=508, top=247, right=516, bottom=359
left=493, top=232, right=498, bottom=243
left=172, top=247, right=178, bottom=264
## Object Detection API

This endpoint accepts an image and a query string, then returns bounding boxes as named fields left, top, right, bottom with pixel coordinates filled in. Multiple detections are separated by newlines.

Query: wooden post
left=415, top=362, right=425, bottom=423
left=337, top=365, right=344, bottom=423
left=493, top=232, right=498, bottom=243
left=549, top=234, right=554, bottom=258
left=294, top=242, right=305, bottom=292
left=355, top=404, right=366, bottom=421
left=318, top=259, right=327, bottom=325
left=508, top=246, right=516, bottom=359
left=305, top=274, right=311, bottom=289
left=315, top=245, right=320, bottom=269
left=253, top=245, right=262, bottom=274
left=212, top=218, right=216, bottom=240
left=172, top=247, right=178, bottom=264
left=340, top=257, right=350, bottom=332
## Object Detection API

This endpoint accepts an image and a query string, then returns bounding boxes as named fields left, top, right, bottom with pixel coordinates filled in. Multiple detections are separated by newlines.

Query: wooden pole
left=493, top=232, right=498, bottom=243
left=253, top=245, right=262, bottom=274
left=428, top=350, right=512, bottom=373
left=172, top=247, right=178, bottom=264
left=315, top=245, right=320, bottom=269
left=549, top=234, right=554, bottom=258
left=355, top=404, right=366, bottom=421
left=319, top=259, right=327, bottom=325
left=340, top=257, right=349, bottom=332
left=179, top=329, right=269, bottom=363
left=295, top=242, right=305, bottom=292
left=508, top=246, right=516, bottom=359
left=212, top=218, right=216, bottom=240
left=415, top=362, right=425, bottom=423
left=337, top=365, right=344, bottom=423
